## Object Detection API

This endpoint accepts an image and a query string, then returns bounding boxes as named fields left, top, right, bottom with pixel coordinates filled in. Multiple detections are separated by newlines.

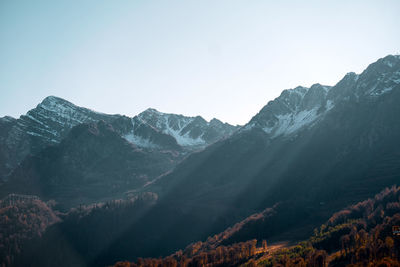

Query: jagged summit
left=140, top=107, right=162, bottom=116
left=138, top=108, right=211, bottom=125
left=26, top=96, right=238, bottom=150
left=343, top=71, right=359, bottom=79
left=245, top=54, right=400, bottom=138
left=245, top=84, right=331, bottom=137
left=0, top=116, right=16, bottom=122
left=0, top=95, right=238, bottom=180
left=128, top=107, right=238, bottom=148
left=40, top=95, right=69, bottom=104
left=379, top=54, right=400, bottom=66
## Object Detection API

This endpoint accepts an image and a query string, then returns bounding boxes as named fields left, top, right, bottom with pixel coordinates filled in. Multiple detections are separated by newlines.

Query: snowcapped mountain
left=124, top=108, right=238, bottom=149
left=0, top=96, right=123, bottom=179
left=0, top=96, right=238, bottom=180
left=4, top=120, right=179, bottom=208
left=244, top=55, right=400, bottom=138
left=19, top=96, right=121, bottom=143
left=245, top=83, right=332, bottom=137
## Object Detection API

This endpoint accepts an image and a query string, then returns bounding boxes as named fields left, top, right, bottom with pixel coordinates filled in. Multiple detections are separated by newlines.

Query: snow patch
left=123, top=133, right=158, bottom=149
left=370, top=87, right=394, bottom=96
left=25, top=114, right=49, bottom=127
left=269, top=107, right=320, bottom=137
left=326, top=100, right=335, bottom=111
left=122, top=119, right=158, bottom=148
left=26, top=131, right=44, bottom=137
left=137, top=111, right=208, bottom=147
left=162, top=116, right=206, bottom=146
left=384, top=60, right=394, bottom=68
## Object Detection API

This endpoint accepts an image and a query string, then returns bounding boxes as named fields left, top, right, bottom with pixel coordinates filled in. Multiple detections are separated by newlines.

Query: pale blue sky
left=1, top=0, right=399, bottom=125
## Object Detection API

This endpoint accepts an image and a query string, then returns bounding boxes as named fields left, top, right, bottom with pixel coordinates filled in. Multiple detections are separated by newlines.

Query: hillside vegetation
left=114, top=186, right=400, bottom=267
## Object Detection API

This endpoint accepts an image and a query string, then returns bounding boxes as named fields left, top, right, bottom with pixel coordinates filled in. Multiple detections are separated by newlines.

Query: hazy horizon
left=1, top=0, right=400, bottom=125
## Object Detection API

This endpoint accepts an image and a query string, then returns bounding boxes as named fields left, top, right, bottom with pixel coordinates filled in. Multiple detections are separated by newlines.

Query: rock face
left=0, top=97, right=239, bottom=181
left=245, top=83, right=332, bottom=137
left=125, top=108, right=238, bottom=150
left=0, top=96, right=122, bottom=180
left=245, top=55, right=400, bottom=138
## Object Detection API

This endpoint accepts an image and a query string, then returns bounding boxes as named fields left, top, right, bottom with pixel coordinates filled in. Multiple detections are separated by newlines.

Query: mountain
left=127, top=108, right=238, bottom=149
left=4, top=55, right=400, bottom=266
left=245, top=55, right=400, bottom=138
left=244, top=83, right=332, bottom=137
left=0, top=96, right=122, bottom=180
left=0, top=97, right=238, bottom=181
left=2, top=121, right=179, bottom=208
left=84, top=54, right=400, bottom=264
left=158, top=54, right=400, bottom=213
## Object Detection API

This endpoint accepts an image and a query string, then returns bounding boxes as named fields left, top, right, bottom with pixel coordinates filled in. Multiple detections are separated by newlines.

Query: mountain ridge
left=242, top=54, right=400, bottom=139
left=0, top=97, right=238, bottom=181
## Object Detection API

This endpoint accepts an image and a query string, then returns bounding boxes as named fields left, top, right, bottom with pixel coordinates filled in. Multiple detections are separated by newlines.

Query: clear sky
left=1, top=0, right=399, bottom=125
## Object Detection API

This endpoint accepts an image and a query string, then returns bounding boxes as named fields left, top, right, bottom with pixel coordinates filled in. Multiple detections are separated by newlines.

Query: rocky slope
left=0, top=96, right=122, bottom=180
left=2, top=121, right=180, bottom=208
left=0, top=97, right=238, bottom=181
left=245, top=55, right=400, bottom=138
left=127, top=108, right=238, bottom=149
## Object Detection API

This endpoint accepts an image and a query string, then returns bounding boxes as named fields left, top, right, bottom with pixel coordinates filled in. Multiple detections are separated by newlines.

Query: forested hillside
left=0, top=195, right=59, bottom=267
left=113, top=186, right=400, bottom=267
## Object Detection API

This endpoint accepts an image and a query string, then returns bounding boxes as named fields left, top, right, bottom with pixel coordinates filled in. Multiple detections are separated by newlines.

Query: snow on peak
left=19, top=96, right=118, bottom=143
left=39, top=96, right=86, bottom=114
left=125, top=108, right=237, bottom=148
left=344, top=72, right=359, bottom=82
left=263, top=107, right=320, bottom=137
left=141, top=108, right=162, bottom=115
left=381, top=54, right=400, bottom=68
left=246, top=83, right=335, bottom=138
left=310, top=83, right=331, bottom=92
left=291, top=86, right=308, bottom=97
left=245, top=55, right=400, bottom=138
left=356, top=56, right=400, bottom=97
left=136, top=109, right=208, bottom=147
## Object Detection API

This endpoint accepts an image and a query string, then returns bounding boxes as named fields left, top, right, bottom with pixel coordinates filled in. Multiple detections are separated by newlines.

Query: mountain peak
left=246, top=54, right=400, bottom=138
left=209, top=118, right=223, bottom=125
left=290, top=86, right=308, bottom=97
left=343, top=72, right=359, bottom=80
left=0, top=116, right=16, bottom=123
left=40, top=95, right=72, bottom=107
left=35, top=96, right=81, bottom=117
left=362, top=54, right=400, bottom=75
left=142, top=108, right=161, bottom=114
left=381, top=54, right=400, bottom=66
left=310, top=83, right=331, bottom=92
left=130, top=108, right=238, bottom=148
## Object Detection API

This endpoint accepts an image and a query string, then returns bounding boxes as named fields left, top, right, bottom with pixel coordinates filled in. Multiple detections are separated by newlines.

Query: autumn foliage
left=114, top=186, right=400, bottom=267
left=0, top=195, right=59, bottom=267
